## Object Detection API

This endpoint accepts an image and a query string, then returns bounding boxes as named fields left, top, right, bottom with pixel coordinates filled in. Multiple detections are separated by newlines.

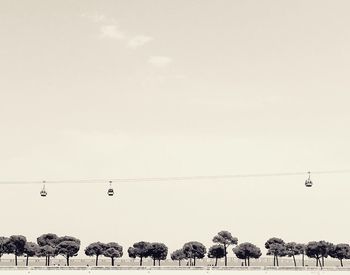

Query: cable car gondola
left=107, top=181, right=114, bottom=196
left=305, top=171, right=313, bottom=187
left=40, top=182, right=47, bottom=197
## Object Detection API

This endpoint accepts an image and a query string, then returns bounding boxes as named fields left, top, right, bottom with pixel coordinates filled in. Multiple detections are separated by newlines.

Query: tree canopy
left=306, top=241, right=322, bottom=266
left=128, top=241, right=151, bottom=266
left=171, top=249, right=186, bottom=266
left=85, top=242, right=107, bottom=266
left=208, top=244, right=225, bottom=266
left=37, top=233, right=60, bottom=266
left=285, top=242, right=305, bottom=267
left=265, top=237, right=286, bottom=266
left=103, top=242, right=123, bottom=266
left=37, top=233, right=59, bottom=247
left=55, top=237, right=80, bottom=266
left=24, top=242, right=39, bottom=266
left=37, top=245, right=56, bottom=258
left=233, top=242, right=261, bottom=266
left=318, top=240, right=334, bottom=266
left=182, top=241, right=206, bottom=266
left=306, top=241, right=334, bottom=267
left=5, top=235, right=27, bottom=266
left=329, top=243, right=350, bottom=267
left=149, top=242, right=168, bottom=266
left=213, top=230, right=238, bottom=266
left=0, top=237, right=9, bottom=259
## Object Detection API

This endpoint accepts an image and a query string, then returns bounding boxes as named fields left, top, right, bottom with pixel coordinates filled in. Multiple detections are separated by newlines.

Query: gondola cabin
left=305, top=172, right=313, bottom=187
left=40, top=187, right=47, bottom=197
left=107, top=181, right=114, bottom=196
left=108, top=188, right=114, bottom=196
left=305, top=179, right=313, bottom=187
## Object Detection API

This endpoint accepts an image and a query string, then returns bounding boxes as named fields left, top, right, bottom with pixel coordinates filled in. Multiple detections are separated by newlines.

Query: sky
left=0, top=0, right=350, bottom=258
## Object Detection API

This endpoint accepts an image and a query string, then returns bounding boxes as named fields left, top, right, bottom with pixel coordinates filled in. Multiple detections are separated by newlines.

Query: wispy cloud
left=100, top=25, right=125, bottom=40
left=127, top=35, right=153, bottom=49
left=81, top=13, right=173, bottom=68
left=148, top=56, right=173, bottom=67
left=82, top=13, right=153, bottom=48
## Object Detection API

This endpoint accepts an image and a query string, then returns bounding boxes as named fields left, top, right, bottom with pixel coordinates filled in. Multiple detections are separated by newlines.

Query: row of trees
left=85, top=242, right=123, bottom=266
left=0, top=234, right=80, bottom=266
left=265, top=237, right=350, bottom=267
left=1, top=231, right=349, bottom=267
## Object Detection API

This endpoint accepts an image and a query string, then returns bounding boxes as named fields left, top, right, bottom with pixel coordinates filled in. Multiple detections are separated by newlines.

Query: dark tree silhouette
left=318, top=241, right=334, bottom=267
left=0, top=237, right=9, bottom=262
left=24, top=242, right=39, bottom=266
left=128, top=241, right=151, bottom=266
left=37, top=233, right=59, bottom=247
left=299, top=244, right=306, bottom=267
left=37, top=233, right=59, bottom=266
left=233, top=242, right=261, bottom=266
left=306, top=241, right=323, bottom=267
left=103, top=242, right=123, bottom=266
left=5, top=235, right=27, bottom=266
left=213, top=231, right=238, bottom=266
left=265, top=237, right=286, bottom=267
left=208, top=244, right=225, bottom=266
left=37, top=245, right=56, bottom=266
left=149, top=242, right=168, bottom=266
left=329, top=243, right=350, bottom=267
left=55, top=236, right=80, bottom=266
left=171, top=249, right=186, bottom=266
left=285, top=242, right=305, bottom=267
left=183, top=241, right=206, bottom=266
left=85, top=242, right=107, bottom=266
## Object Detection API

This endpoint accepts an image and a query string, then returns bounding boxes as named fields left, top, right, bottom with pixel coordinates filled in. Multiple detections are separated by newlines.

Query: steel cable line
left=0, top=169, right=350, bottom=185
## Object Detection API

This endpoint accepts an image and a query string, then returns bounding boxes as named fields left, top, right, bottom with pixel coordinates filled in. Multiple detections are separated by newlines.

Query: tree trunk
left=273, top=256, right=276, bottom=266
left=316, top=258, right=318, bottom=267
left=215, top=257, right=218, bottom=266
left=276, top=256, right=279, bottom=267
left=66, top=256, right=70, bottom=266
left=96, top=255, right=99, bottom=266
left=224, top=245, right=227, bottom=266
left=248, top=257, right=250, bottom=267
left=293, top=255, right=296, bottom=267
left=178, top=260, right=181, bottom=266
left=45, top=256, right=47, bottom=266
left=302, top=254, right=304, bottom=267
left=244, top=258, right=247, bottom=266
left=26, top=255, right=29, bottom=266
left=193, top=257, right=196, bottom=266
left=112, top=257, right=115, bottom=266
left=15, top=255, right=17, bottom=266
left=153, top=258, right=156, bottom=266
left=140, top=257, right=143, bottom=266
left=158, top=259, right=161, bottom=266
left=322, top=256, right=324, bottom=267
left=340, top=259, right=343, bottom=267
left=48, top=256, right=50, bottom=266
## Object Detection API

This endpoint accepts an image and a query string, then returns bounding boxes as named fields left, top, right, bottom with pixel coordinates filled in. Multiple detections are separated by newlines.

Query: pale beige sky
left=0, top=0, right=350, bottom=258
